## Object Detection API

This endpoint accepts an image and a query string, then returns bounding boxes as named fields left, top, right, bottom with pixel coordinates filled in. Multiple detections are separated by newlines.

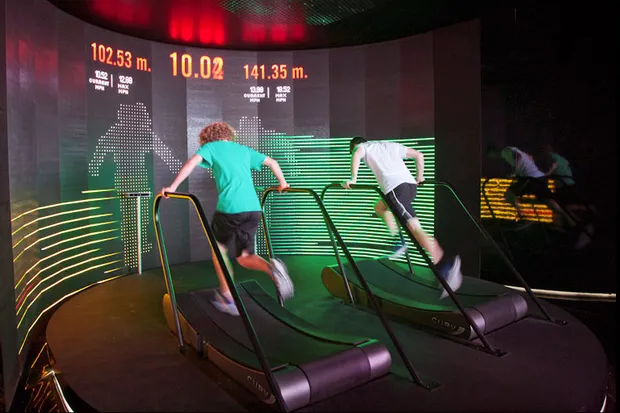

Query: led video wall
left=3, top=0, right=482, bottom=387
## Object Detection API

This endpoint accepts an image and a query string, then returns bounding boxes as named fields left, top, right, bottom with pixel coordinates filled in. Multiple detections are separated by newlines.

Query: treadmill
left=319, top=182, right=566, bottom=348
left=154, top=191, right=398, bottom=412
left=161, top=280, right=390, bottom=411
left=322, top=258, right=528, bottom=340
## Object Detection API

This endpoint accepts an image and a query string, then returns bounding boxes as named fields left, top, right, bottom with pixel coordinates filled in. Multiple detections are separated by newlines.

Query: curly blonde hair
left=199, top=122, right=236, bottom=145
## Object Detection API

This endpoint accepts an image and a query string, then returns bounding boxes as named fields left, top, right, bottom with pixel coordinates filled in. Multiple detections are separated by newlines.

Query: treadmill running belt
left=378, top=258, right=509, bottom=297
left=163, top=280, right=393, bottom=411
left=189, top=288, right=357, bottom=365
left=322, top=259, right=528, bottom=340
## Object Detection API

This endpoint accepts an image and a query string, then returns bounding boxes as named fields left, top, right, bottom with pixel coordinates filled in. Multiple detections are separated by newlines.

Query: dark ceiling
left=47, top=0, right=516, bottom=50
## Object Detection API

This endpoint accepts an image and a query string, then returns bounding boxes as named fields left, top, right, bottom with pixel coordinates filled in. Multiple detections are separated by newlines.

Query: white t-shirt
left=503, top=147, right=545, bottom=178
left=359, top=141, right=416, bottom=194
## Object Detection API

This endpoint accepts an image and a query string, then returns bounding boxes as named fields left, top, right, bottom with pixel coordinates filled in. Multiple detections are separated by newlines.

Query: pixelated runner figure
left=88, top=102, right=183, bottom=267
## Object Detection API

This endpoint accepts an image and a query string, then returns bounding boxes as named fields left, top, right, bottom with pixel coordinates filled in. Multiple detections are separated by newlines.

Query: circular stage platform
left=46, top=256, right=609, bottom=412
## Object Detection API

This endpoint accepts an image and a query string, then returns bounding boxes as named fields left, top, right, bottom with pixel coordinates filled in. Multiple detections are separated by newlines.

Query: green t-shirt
left=196, top=141, right=266, bottom=214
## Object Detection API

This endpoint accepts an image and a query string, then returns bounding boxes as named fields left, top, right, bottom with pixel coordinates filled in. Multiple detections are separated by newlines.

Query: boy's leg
left=236, top=253, right=293, bottom=299
left=375, top=199, right=399, bottom=236
left=376, top=198, right=407, bottom=256
left=210, top=242, right=240, bottom=316
left=506, top=179, right=531, bottom=222
left=236, top=251, right=270, bottom=273
left=385, top=183, right=462, bottom=298
left=210, top=212, right=240, bottom=315
left=405, top=218, right=462, bottom=299
left=211, top=242, right=234, bottom=295
left=405, top=217, right=443, bottom=264
left=235, top=213, right=295, bottom=301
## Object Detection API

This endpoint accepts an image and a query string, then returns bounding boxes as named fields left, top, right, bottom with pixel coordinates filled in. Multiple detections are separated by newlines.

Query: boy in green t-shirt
left=161, top=122, right=293, bottom=315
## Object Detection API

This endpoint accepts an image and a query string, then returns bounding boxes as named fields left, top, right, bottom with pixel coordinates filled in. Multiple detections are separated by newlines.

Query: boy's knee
left=216, top=242, right=227, bottom=252
left=407, top=217, right=422, bottom=233
left=235, top=250, right=252, bottom=263
left=375, top=200, right=388, bottom=214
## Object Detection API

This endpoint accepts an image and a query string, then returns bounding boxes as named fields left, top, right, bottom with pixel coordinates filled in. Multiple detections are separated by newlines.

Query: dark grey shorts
left=384, top=183, right=417, bottom=223
left=212, top=211, right=262, bottom=258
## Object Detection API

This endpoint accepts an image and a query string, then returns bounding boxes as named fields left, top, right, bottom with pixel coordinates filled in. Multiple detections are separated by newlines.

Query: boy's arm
left=161, top=154, right=202, bottom=197
left=263, top=157, right=289, bottom=191
left=343, top=146, right=365, bottom=188
left=405, top=147, right=425, bottom=183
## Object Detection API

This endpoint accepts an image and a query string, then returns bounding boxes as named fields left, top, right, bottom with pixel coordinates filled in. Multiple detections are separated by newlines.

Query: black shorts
left=212, top=211, right=262, bottom=258
left=384, top=183, right=417, bottom=223
left=508, top=178, right=553, bottom=200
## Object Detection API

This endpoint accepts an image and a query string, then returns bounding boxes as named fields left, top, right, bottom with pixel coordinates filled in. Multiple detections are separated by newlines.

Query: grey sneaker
left=389, top=238, right=408, bottom=258
left=440, top=255, right=463, bottom=300
left=271, top=258, right=295, bottom=302
left=212, top=290, right=240, bottom=316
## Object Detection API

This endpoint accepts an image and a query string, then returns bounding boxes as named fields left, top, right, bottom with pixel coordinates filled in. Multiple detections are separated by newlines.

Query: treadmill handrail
left=259, top=186, right=431, bottom=389
left=320, top=183, right=501, bottom=356
left=426, top=178, right=557, bottom=322
left=153, top=192, right=288, bottom=412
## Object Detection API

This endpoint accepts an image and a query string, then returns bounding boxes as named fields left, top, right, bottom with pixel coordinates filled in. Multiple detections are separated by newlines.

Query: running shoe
left=389, top=237, right=408, bottom=258
left=211, top=290, right=240, bottom=316
left=271, top=258, right=295, bottom=302
left=439, top=255, right=463, bottom=299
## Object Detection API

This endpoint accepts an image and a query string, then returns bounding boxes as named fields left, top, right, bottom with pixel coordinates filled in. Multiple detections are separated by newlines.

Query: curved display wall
left=2, top=0, right=481, bottom=401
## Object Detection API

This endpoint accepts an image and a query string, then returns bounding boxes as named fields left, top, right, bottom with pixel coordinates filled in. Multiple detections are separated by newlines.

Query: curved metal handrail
left=153, top=192, right=287, bottom=412
left=259, top=186, right=433, bottom=389
left=259, top=188, right=354, bottom=305
left=421, top=179, right=561, bottom=324
left=320, top=183, right=502, bottom=356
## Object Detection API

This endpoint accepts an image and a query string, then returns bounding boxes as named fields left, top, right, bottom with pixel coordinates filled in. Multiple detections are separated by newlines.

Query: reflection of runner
left=88, top=102, right=182, bottom=267
left=486, top=144, right=592, bottom=248
left=486, top=145, right=553, bottom=220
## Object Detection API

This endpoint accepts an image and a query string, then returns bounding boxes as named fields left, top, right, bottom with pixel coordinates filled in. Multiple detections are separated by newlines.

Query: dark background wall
left=480, top=3, right=616, bottom=289
left=434, top=20, right=482, bottom=278
left=481, top=3, right=616, bottom=222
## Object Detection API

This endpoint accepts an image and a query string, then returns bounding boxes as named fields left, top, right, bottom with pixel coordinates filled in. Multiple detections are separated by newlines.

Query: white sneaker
left=212, top=290, right=240, bottom=316
left=389, top=238, right=408, bottom=259
left=440, top=255, right=463, bottom=300
left=270, top=258, right=295, bottom=302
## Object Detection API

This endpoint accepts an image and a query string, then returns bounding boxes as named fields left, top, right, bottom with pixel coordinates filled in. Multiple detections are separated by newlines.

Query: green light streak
left=12, top=213, right=112, bottom=249
left=14, top=236, right=119, bottom=289
left=11, top=207, right=101, bottom=236
left=17, top=258, right=121, bottom=327
left=13, top=222, right=118, bottom=262
left=11, top=196, right=117, bottom=222
left=258, top=136, right=435, bottom=267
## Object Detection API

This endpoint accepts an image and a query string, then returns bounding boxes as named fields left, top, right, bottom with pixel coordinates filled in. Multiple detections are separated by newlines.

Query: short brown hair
left=349, top=136, right=367, bottom=154
left=199, top=122, right=236, bottom=145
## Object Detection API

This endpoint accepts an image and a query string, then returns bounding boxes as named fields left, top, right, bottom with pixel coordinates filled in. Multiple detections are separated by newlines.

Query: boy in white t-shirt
left=343, top=136, right=463, bottom=298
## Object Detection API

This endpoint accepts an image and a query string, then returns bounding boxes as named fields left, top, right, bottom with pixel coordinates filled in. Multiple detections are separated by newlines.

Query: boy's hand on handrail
left=277, top=180, right=290, bottom=192
left=160, top=186, right=176, bottom=198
